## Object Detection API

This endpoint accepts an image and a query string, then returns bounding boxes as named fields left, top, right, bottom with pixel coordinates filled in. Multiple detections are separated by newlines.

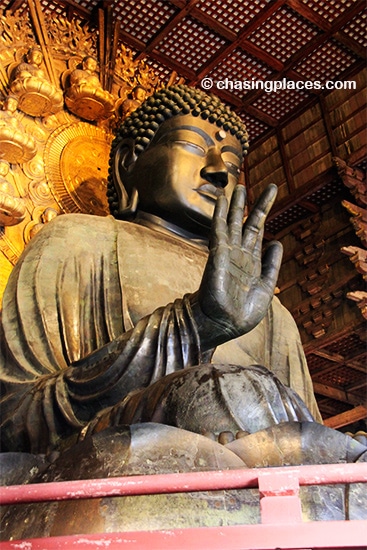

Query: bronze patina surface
left=0, top=85, right=365, bottom=537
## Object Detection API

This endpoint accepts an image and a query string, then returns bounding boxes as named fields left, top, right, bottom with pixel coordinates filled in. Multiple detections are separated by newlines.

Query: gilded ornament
left=0, top=9, right=34, bottom=49
left=9, top=46, right=63, bottom=118
left=0, top=160, right=26, bottom=226
left=64, top=56, right=115, bottom=122
left=28, top=179, right=53, bottom=205
left=22, top=154, right=45, bottom=179
left=136, top=60, right=159, bottom=93
left=44, top=122, right=112, bottom=215
left=47, top=16, right=96, bottom=57
left=24, top=206, right=58, bottom=242
left=0, top=6, right=160, bottom=303
left=114, top=45, right=136, bottom=84
left=0, top=96, right=37, bottom=164
left=0, top=227, right=21, bottom=265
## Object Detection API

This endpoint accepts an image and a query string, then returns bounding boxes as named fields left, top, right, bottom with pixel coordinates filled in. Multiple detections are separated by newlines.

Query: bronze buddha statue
left=0, top=84, right=322, bottom=455
left=1, top=84, right=366, bottom=539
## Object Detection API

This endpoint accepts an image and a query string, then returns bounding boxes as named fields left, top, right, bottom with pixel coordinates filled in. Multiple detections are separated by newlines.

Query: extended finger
left=252, top=225, right=264, bottom=270
left=242, top=184, right=277, bottom=250
left=210, top=193, right=229, bottom=249
left=261, top=240, right=283, bottom=291
left=228, top=184, right=246, bottom=246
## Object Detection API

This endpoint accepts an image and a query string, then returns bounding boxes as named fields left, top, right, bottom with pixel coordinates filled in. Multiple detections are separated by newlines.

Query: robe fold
left=0, top=213, right=321, bottom=453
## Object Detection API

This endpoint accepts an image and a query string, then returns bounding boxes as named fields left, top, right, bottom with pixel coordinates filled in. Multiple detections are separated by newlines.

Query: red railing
left=1, top=462, right=367, bottom=549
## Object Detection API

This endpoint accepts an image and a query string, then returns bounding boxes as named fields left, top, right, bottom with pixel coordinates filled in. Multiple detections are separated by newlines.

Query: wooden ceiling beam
left=191, top=0, right=288, bottom=82
left=6, top=0, right=25, bottom=12
left=148, top=51, right=196, bottom=81
left=311, top=363, right=344, bottom=379
left=276, top=128, right=295, bottom=194
left=286, top=0, right=366, bottom=60
left=304, top=323, right=365, bottom=354
left=345, top=360, right=367, bottom=375
left=50, top=0, right=91, bottom=19
left=318, top=93, right=338, bottom=158
left=265, top=169, right=335, bottom=221
left=313, top=382, right=362, bottom=406
left=238, top=0, right=289, bottom=37
left=117, top=30, right=146, bottom=54
left=190, top=7, right=236, bottom=43
left=347, top=145, right=367, bottom=168
left=285, top=0, right=330, bottom=31
left=136, top=0, right=200, bottom=60
left=323, top=404, right=367, bottom=429
left=318, top=403, right=341, bottom=417
left=115, top=32, right=197, bottom=81
left=312, top=350, right=345, bottom=363
left=240, top=40, right=283, bottom=72
left=347, top=380, right=367, bottom=392
left=243, top=105, right=278, bottom=128
left=282, top=0, right=365, bottom=75
left=334, top=31, right=367, bottom=61
left=298, top=199, right=320, bottom=213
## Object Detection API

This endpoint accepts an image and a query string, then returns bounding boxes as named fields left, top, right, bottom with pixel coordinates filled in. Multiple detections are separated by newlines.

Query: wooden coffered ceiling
left=2, top=0, right=366, bottom=431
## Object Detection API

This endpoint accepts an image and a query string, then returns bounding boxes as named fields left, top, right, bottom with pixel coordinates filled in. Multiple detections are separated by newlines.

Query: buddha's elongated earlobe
left=118, top=187, right=138, bottom=219
left=107, top=138, right=138, bottom=218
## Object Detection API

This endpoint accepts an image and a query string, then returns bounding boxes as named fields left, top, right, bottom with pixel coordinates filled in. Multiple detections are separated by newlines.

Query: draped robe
left=0, top=213, right=321, bottom=453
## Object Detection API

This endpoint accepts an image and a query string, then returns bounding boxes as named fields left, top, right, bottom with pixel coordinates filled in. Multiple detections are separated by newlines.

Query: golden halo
left=44, top=122, right=113, bottom=216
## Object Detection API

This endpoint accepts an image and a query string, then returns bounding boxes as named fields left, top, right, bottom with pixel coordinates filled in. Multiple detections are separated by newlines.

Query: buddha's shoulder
left=41, top=214, right=171, bottom=241
left=33, top=213, right=121, bottom=240
left=29, top=214, right=207, bottom=261
left=270, top=294, right=300, bottom=330
left=44, top=212, right=115, bottom=228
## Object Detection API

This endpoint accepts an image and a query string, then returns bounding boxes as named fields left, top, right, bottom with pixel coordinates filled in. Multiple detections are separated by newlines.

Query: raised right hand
left=190, top=184, right=283, bottom=350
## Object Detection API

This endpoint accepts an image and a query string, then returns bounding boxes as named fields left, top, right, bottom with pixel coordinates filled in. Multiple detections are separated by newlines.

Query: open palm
left=196, top=184, right=283, bottom=347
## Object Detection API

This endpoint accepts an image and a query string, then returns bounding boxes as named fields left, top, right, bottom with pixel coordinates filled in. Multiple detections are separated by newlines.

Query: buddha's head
left=83, top=56, right=98, bottom=73
left=132, top=85, right=146, bottom=102
left=0, top=160, right=10, bottom=178
left=3, top=95, right=18, bottom=114
left=108, top=85, right=249, bottom=238
left=27, top=46, right=43, bottom=67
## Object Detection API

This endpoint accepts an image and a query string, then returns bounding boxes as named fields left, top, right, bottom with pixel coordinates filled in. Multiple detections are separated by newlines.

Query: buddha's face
left=125, top=114, right=244, bottom=237
left=4, top=97, right=18, bottom=113
left=133, top=87, right=146, bottom=102
left=84, top=57, right=97, bottom=72
left=0, top=161, right=9, bottom=177
left=29, top=49, right=42, bottom=66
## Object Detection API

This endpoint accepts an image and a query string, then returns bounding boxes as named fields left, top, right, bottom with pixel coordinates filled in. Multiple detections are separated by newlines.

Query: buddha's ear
left=112, top=138, right=138, bottom=214
left=114, top=137, right=137, bottom=177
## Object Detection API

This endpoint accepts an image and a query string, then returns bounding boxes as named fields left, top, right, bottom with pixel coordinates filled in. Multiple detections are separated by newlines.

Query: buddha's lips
left=197, top=183, right=225, bottom=200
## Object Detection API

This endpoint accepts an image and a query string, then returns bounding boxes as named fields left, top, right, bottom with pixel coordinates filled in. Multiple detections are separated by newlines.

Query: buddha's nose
left=200, top=148, right=228, bottom=188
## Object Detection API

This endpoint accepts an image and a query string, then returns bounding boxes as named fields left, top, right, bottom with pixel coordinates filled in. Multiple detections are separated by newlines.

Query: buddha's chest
left=117, top=224, right=207, bottom=325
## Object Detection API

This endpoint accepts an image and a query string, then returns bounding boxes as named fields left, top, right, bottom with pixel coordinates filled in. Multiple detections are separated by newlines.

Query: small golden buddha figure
left=9, top=46, right=63, bottom=118
left=64, top=56, right=115, bottom=121
left=121, top=85, right=147, bottom=117
left=27, top=206, right=58, bottom=240
left=0, top=159, right=26, bottom=226
left=0, top=96, right=37, bottom=164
